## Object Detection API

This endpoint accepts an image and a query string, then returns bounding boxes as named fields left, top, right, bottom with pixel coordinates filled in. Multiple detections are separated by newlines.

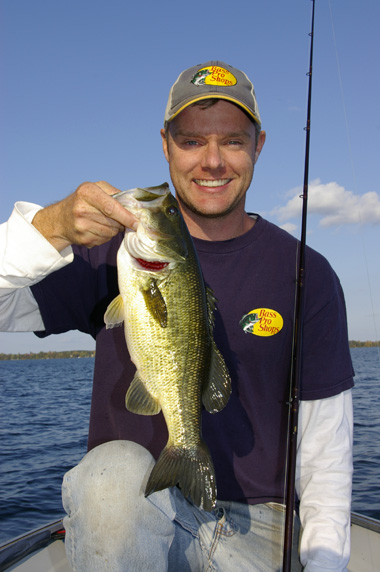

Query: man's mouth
left=194, top=179, right=231, bottom=188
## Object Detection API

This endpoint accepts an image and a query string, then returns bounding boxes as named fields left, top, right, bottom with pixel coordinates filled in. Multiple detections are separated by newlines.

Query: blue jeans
left=62, top=441, right=302, bottom=571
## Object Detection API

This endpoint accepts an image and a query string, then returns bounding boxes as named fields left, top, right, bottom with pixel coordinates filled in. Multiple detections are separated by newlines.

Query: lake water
left=0, top=348, right=379, bottom=544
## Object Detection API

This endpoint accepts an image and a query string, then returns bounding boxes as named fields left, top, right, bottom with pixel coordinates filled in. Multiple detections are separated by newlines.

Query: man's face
left=161, top=100, right=265, bottom=221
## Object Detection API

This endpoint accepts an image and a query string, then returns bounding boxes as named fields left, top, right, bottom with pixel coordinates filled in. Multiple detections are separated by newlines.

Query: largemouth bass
left=104, top=183, right=231, bottom=511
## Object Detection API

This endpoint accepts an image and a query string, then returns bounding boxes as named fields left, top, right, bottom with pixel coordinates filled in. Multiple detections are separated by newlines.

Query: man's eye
left=185, top=140, right=199, bottom=146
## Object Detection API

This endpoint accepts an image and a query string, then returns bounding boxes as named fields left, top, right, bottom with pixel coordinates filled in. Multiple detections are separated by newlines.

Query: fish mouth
left=125, top=229, right=185, bottom=267
left=115, top=183, right=187, bottom=264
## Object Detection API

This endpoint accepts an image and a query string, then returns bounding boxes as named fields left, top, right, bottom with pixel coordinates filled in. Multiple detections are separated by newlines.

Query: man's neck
left=181, top=209, right=255, bottom=241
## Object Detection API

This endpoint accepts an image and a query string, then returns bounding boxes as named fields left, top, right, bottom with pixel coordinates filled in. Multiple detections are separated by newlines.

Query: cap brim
left=167, top=94, right=261, bottom=127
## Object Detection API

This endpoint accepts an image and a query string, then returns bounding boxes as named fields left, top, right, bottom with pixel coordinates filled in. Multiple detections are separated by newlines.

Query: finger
left=95, top=180, right=121, bottom=196
left=92, top=182, right=139, bottom=231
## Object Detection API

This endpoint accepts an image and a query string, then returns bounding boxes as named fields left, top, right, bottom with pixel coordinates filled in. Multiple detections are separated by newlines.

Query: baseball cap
left=164, top=61, right=261, bottom=128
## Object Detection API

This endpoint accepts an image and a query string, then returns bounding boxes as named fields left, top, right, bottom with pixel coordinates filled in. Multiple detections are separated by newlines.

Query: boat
left=349, top=513, right=380, bottom=572
left=1, top=512, right=379, bottom=571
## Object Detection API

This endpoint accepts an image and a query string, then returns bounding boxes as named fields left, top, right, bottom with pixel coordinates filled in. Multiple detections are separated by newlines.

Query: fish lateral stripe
left=141, top=278, right=168, bottom=328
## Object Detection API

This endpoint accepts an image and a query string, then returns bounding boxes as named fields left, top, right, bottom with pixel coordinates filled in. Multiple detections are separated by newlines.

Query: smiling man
left=161, top=99, right=265, bottom=240
left=0, top=61, right=354, bottom=571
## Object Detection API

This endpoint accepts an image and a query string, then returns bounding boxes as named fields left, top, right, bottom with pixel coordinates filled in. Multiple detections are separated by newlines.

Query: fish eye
left=166, top=205, right=178, bottom=217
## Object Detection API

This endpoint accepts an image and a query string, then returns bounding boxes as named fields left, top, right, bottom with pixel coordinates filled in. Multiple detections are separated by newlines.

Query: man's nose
left=201, top=141, right=225, bottom=170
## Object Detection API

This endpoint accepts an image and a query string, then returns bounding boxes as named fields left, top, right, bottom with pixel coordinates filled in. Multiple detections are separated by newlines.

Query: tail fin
left=144, top=442, right=217, bottom=512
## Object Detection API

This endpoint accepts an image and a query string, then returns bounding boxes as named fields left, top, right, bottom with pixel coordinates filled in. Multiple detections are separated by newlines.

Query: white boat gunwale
left=1, top=512, right=380, bottom=571
left=0, top=519, right=64, bottom=572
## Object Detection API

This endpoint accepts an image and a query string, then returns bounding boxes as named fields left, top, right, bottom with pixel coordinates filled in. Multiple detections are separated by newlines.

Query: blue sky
left=1, top=0, right=379, bottom=353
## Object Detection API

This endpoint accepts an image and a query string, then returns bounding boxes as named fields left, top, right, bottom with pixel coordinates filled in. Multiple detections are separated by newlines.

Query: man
left=0, top=61, right=354, bottom=571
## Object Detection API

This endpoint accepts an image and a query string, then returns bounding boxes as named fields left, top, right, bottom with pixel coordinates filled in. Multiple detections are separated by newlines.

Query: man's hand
left=32, top=181, right=139, bottom=252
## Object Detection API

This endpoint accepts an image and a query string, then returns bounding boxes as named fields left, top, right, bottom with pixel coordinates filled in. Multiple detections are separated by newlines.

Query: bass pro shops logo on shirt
left=239, top=308, right=283, bottom=337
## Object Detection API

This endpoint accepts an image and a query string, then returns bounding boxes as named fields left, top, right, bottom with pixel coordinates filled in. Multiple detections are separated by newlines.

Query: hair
left=166, top=98, right=261, bottom=143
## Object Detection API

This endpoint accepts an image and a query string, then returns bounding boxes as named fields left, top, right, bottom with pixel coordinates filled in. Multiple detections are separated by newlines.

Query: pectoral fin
left=202, top=341, right=231, bottom=413
left=104, top=295, right=124, bottom=329
left=126, top=372, right=161, bottom=415
left=141, top=279, right=167, bottom=328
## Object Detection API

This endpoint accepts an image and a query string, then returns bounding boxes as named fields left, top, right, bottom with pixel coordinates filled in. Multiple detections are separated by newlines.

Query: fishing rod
left=282, top=0, right=315, bottom=570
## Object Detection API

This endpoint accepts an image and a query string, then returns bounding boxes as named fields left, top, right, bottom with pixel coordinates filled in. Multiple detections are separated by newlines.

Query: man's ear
left=255, top=130, right=266, bottom=164
left=161, top=128, right=170, bottom=163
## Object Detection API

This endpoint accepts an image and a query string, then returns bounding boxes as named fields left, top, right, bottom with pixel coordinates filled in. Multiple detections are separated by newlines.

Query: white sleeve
left=0, top=201, right=74, bottom=331
left=296, top=389, right=353, bottom=572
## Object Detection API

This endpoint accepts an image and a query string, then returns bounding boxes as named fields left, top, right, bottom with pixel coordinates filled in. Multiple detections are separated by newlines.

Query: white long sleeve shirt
left=0, top=202, right=353, bottom=571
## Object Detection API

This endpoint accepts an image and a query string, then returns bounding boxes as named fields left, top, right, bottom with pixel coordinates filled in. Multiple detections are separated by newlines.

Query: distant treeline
left=349, top=340, right=380, bottom=348
left=0, top=342, right=379, bottom=361
left=0, top=350, right=95, bottom=361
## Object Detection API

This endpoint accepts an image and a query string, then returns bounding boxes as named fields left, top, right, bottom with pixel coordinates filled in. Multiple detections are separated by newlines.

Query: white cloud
left=279, top=222, right=298, bottom=234
left=272, top=179, right=380, bottom=227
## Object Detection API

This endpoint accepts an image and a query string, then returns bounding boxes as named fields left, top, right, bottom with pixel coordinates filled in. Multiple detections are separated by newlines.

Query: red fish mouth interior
left=135, top=258, right=169, bottom=271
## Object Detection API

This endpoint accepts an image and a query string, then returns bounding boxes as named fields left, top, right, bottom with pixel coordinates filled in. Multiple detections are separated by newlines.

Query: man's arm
left=0, top=181, right=138, bottom=331
left=296, top=390, right=353, bottom=571
left=0, top=201, right=74, bottom=331
left=32, top=181, right=138, bottom=251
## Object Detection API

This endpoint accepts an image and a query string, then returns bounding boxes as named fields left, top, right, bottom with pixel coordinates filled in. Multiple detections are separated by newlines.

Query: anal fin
left=126, top=372, right=161, bottom=415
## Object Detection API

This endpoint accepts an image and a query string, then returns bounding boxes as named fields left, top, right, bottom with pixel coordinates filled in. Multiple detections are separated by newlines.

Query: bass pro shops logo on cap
left=191, top=66, right=237, bottom=87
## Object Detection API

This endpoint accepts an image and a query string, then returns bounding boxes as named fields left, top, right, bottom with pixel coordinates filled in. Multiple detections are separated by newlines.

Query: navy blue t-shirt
left=31, top=215, right=354, bottom=505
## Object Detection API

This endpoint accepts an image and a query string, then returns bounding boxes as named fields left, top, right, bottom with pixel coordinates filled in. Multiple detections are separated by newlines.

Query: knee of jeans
left=62, top=440, right=156, bottom=509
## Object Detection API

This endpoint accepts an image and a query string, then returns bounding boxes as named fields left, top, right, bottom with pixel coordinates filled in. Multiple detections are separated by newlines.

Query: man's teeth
left=195, top=179, right=230, bottom=187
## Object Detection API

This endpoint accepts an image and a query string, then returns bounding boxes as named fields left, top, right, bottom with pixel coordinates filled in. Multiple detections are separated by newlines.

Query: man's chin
left=180, top=203, right=234, bottom=220
left=176, top=195, right=239, bottom=220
